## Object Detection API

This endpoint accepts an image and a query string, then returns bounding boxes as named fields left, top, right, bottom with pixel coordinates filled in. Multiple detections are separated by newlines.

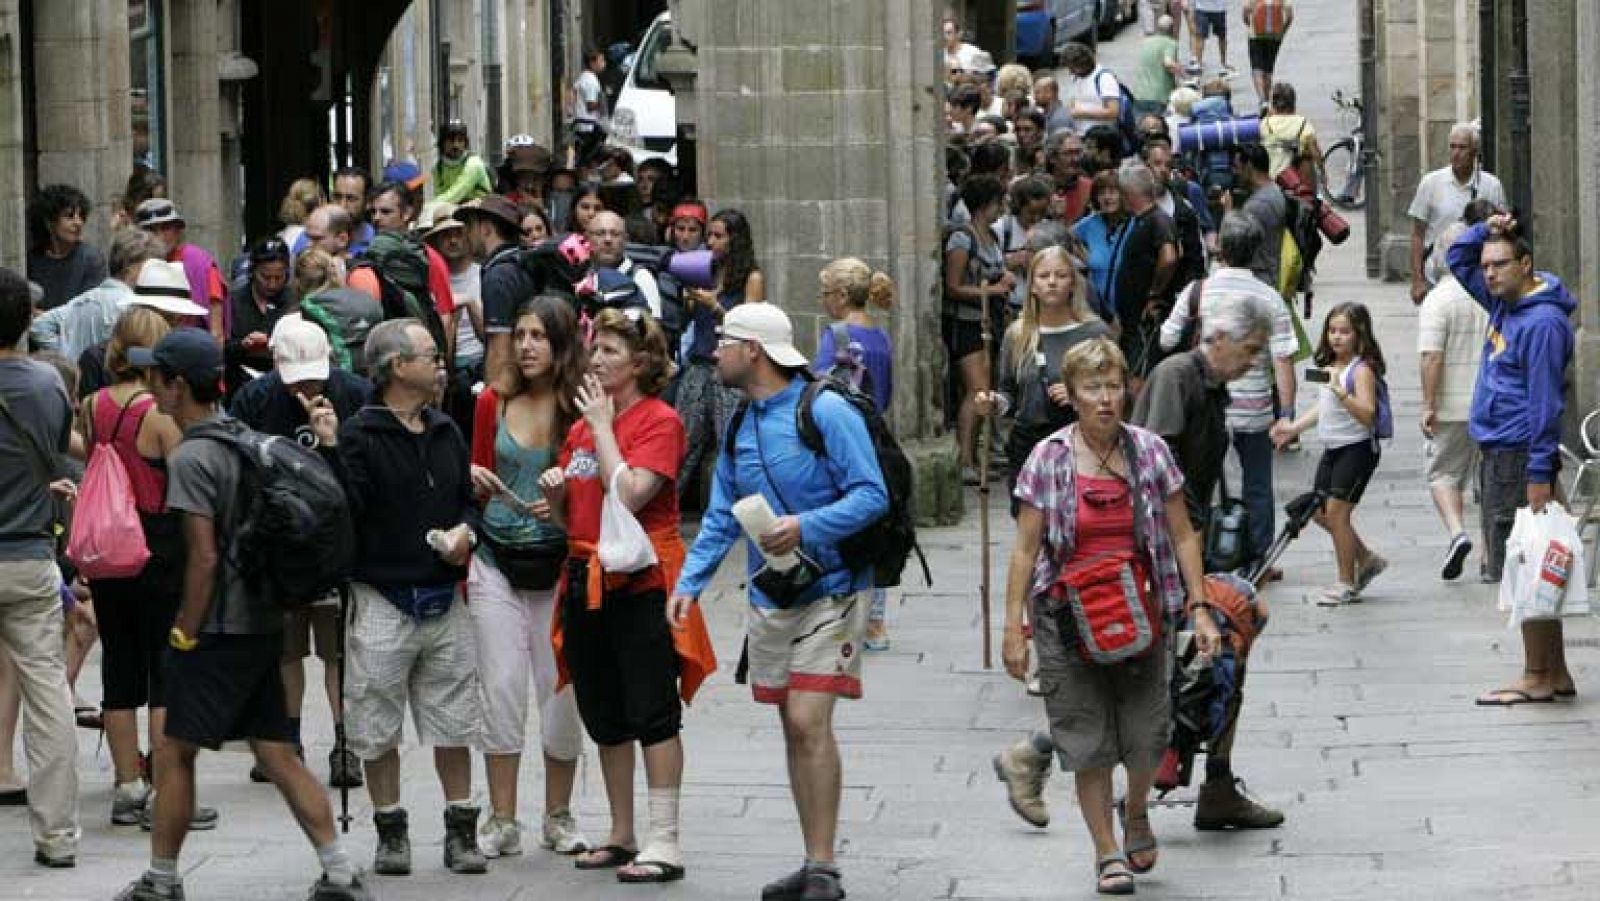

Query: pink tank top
left=91, top=390, right=167, bottom=515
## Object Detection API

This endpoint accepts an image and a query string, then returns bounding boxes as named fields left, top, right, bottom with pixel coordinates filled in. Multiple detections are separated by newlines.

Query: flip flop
left=574, top=845, right=636, bottom=870
left=1474, top=689, right=1555, bottom=707
left=617, top=859, right=686, bottom=883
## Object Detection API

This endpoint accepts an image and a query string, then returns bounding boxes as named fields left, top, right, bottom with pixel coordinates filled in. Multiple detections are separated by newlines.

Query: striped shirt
left=1014, top=424, right=1189, bottom=615
left=1160, top=267, right=1298, bottom=432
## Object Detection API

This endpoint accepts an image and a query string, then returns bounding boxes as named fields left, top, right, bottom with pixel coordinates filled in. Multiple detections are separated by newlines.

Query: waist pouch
left=751, top=550, right=826, bottom=609
left=1048, top=549, right=1160, bottom=664
left=485, top=534, right=567, bottom=592
left=374, top=581, right=456, bottom=621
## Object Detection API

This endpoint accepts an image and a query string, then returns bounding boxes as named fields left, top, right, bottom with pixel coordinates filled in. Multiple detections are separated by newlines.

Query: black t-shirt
left=1128, top=349, right=1229, bottom=528
left=1113, top=208, right=1178, bottom=326
left=27, top=243, right=108, bottom=311
left=480, top=243, right=536, bottom=333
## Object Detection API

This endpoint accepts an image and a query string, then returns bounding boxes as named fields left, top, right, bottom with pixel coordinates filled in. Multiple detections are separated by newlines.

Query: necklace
left=1077, top=427, right=1122, bottom=476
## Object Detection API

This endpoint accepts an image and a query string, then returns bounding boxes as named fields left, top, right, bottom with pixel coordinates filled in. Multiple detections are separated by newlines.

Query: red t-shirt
left=558, top=396, right=686, bottom=545
left=1056, top=179, right=1094, bottom=227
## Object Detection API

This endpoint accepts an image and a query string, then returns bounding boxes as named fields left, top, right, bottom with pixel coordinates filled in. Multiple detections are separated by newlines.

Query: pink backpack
left=66, top=398, right=150, bottom=580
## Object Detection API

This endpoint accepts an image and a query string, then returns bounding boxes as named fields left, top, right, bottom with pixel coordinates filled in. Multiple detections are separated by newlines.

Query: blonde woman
left=815, top=257, right=896, bottom=649
left=294, top=248, right=382, bottom=374
left=979, top=246, right=1111, bottom=511
left=277, top=178, right=327, bottom=249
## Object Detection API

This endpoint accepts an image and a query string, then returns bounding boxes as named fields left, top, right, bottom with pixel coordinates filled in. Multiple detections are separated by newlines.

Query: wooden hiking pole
left=976, top=292, right=996, bottom=669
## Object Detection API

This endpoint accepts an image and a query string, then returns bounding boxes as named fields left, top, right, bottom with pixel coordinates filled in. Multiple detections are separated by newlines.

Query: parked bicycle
left=1320, top=90, right=1367, bottom=211
left=1558, top=408, right=1600, bottom=589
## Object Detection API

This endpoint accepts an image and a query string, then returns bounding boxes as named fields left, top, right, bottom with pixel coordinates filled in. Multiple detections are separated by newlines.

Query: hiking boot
left=993, top=738, right=1052, bottom=828
left=112, top=874, right=184, bottom=900
left=443, top=805, right=488, bottom=874
left=1194, top=777, right=1285, bottom=830
left=111, top=781, right=152, bottom=825
left=372, top=808, right=412, bottom=875
left=308, top=873, right=373, bottom=901
left=540, top=808, right=591, bottom=855
left=478, top=815, right=522, bottom=859
left=328, top=748, right=364, bottom=789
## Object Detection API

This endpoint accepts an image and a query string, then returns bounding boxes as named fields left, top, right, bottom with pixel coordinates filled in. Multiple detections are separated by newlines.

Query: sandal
left=574, top=844, right=637, bottom=870
left=1095, top=854, right=1135, bottom=896
left=1115, top=799, right=1158, bottom=874
left=617, top=859, right=686, bottom=883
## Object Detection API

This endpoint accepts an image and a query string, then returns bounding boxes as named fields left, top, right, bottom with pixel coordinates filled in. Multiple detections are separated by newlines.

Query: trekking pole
left=976, top=293, right=995, bottom=670
left=335, top=582, right=351, bottom=834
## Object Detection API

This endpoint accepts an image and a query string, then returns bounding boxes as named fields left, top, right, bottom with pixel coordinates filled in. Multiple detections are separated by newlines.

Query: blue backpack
left=1342, top=359, right=1393, bottom=441
left=1094, top=69, right=1141, bottom=156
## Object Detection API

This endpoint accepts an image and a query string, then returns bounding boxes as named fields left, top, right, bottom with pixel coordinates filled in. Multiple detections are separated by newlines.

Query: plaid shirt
left=1013, top=423, right=1189, bottom=614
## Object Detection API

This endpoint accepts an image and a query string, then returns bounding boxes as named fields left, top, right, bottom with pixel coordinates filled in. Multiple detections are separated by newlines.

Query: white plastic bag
left=1498, top=503, right=1589, bottom=626
left=598, top=467, right=658, bottom=574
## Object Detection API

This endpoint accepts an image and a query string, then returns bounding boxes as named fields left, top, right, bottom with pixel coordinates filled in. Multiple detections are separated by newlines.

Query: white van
left=609, top=12, right=677, bottom=166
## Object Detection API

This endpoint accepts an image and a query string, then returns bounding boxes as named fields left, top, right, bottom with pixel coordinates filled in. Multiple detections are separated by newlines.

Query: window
left=634, top=20, right=674, bottom=90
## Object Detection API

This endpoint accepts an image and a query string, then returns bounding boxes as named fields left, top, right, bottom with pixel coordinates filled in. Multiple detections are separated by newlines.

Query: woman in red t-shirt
left=537, top=307, right=690, bottom=883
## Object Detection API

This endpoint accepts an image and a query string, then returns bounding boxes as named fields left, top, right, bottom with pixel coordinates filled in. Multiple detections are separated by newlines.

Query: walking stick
left=977, top=293, right=996, bottom=670
left=334, top=582, right=351, bottom=834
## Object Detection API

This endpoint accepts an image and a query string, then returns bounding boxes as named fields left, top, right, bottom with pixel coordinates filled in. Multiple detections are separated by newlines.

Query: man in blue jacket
left=668, top=303, right=887, bottom=901
left=1447, top=214, right=1578, bottom=706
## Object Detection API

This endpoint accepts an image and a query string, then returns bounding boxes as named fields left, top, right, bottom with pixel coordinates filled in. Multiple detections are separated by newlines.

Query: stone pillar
left=1526, top=0, right=1578, bottom=278
left=1374, top=0, right=1421, bottom=279
left=0, top=0, right=26, bottom=271
left=666, top=0, right=961, bottom=523
left=32, top=0, right=132, bottom=252
left=518, top=0, right=558, bottom=147
left=1574, top=0, right=1600, bottom=426
left=168, top=0, right=224, bottom=257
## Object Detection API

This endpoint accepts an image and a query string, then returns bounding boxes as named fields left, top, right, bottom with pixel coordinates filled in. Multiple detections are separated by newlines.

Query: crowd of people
left=0, top=3, right=1583, bottom=899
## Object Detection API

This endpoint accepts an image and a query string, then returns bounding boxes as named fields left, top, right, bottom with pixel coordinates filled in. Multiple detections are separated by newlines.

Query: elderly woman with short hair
left=994, top=337, right=1218, bottom=896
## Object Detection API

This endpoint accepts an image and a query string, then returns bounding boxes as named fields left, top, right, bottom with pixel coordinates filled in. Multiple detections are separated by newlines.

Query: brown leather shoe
left=1194, top=777, right=1284, bottom=830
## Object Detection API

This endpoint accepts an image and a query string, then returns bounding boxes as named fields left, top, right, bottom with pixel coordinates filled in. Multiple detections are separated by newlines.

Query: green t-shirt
left=1131, top=35, right=1179, bottom=106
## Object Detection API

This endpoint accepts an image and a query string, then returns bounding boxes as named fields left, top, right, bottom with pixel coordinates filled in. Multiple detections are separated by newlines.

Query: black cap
left=127, top=326, right=223, bottom=389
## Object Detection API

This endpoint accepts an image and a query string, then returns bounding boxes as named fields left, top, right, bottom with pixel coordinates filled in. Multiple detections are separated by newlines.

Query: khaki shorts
left=745, top=591, right=869, bottom=705
left=281, top=600, right=340, bottom=663
left=1031, top=596, right=1171, bottom=773
left=1426, top=420, right=1480, bottom=489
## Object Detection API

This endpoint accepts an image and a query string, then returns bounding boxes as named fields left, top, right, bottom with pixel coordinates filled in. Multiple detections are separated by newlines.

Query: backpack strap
left=829, top=322, right=854, bottom=367
left=794, top=377, right=830, bottom=455
left=106, top=390, right=152, bottom=446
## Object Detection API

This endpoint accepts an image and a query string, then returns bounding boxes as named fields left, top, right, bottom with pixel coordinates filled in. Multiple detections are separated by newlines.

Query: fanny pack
left=374, top=581, right=456, bottom=621
left=1049, top=550, right=1160, bottom=665
left=751, top=550, right=825, bottom=609
left=485, top=534, right=567, bottom=592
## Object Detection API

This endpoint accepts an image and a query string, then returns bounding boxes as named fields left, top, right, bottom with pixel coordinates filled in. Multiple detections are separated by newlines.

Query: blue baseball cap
left=127, top=326, right=224, bottom=388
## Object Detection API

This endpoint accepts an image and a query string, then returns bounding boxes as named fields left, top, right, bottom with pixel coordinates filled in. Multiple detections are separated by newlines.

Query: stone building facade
left=1373, top=0, right=1600, bottom=418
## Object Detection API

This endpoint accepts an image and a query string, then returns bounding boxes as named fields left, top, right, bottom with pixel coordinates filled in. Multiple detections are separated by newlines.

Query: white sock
left=374, top=803, right=402, bottom=815
left=316, top=841, right=356, bottom=886
left=447, top=798, right=475, bottom=811
left=644, top=786, right=682, bottom=862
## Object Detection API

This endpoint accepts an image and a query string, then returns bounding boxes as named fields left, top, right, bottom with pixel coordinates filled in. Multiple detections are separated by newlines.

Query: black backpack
left=725, top=374, right=930, bottom=589
left=190, top=419, right=354, bottom=608
left=352, top=232, right=449, bottom=353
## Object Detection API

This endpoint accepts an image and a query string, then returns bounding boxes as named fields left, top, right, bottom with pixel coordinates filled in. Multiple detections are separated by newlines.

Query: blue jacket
left=674, top=378, right=889, bottom=608
left=1447, top=222, right=1575, bottom=484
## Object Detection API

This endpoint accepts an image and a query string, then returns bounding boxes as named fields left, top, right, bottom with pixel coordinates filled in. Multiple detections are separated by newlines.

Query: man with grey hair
left=303, top=205, right=357, bottom=264
left=587, top=210, right=662, bottom=318
left=30, top=228, right=165, bottom=358
left=1159, top=212, right=1297, bottom=579
left=1032, top=75, right=1073, bottom=136
left=1407, top=123, right=1505, bottom=303
left=303, top=317, right=488, bottom=877
left=1113, top=164, right=1179, bottom=372
left=1044, top=131, right=1092, bottom=224
left=1418, top=221, right=1488, bottom=579
left=1133, top=285, right=1287, bottom=833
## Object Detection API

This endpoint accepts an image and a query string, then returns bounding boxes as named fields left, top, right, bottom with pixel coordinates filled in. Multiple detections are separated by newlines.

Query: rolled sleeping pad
left=1175, top=117, right=1262, bottom=154
left=667, top=249, right=717, bottom=290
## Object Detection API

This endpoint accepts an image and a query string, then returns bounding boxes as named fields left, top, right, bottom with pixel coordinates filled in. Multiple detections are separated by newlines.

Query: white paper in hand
left=732, top=494, right=799, bottom=571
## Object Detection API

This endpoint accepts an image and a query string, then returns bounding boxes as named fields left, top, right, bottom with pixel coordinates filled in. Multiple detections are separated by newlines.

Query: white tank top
left=1317, top=360, right=1373, bottom=449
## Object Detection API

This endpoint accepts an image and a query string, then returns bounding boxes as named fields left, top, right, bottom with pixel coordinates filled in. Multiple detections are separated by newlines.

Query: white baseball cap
left=270, top=314, right=332, bottom=384
left=719, top=302, right=809, bottom=369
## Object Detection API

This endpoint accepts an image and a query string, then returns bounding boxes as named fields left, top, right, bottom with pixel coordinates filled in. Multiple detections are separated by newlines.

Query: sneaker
left=328, top=748, right=364, bottom=789
left=1314, top=585, right=1360, bottom=607
left=801, top=868, right=846, bottom=901
left=540, top=808, right=591, bottom=855
left=1441, top=533, right=1473, bottom=581
left=1354, top=553, right=1388, bottom=593
left=479, top=815, right=523, bottom=859
left=443, top=805, right=489, bottom=874
left=1193, top=777, right=1285, bottom=830
left=992, top=739, right=1052, bottom=828
left=308, top=873, right=373, bottom=901
left=863, top=623, right=891, bottom=652
left=113, top=874, right=184, bottom=900
left=762, top=867, right=810, bottom=900
left=139, top=796, right=219, bottom=832
left=33, top=837, right=76, bottom=869
left=372, top=808, right=412, bottom=875
left=111, top=781, right=152, bottom=825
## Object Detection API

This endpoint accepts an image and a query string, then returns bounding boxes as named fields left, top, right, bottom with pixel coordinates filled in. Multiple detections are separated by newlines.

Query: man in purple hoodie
left=1447, top=213, right=1578, bottom=706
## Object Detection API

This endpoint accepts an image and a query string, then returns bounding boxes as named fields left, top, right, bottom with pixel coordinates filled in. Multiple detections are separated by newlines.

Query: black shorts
left=562, top=562, right=681, bottom=747
left=163, top=633, right=295, bottom=751
left=943, top=317, right=986, bottom=362
left=1315, top=440, right=1381, bottom=504
left=94, top=511, right=184, bottom=710
left=1249, top=37, right=1282, bottom=73
left=1195, top=10, right=1227, bottom=39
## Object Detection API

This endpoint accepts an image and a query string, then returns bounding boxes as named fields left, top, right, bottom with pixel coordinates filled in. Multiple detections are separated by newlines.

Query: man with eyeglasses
left=303, top=317, right=488, bottom=877
left=588, top=210, right=662, bottom=319
left=1045, top=131, right=1093, bottom=225
left=1407, top=123, right=1505, bottom=304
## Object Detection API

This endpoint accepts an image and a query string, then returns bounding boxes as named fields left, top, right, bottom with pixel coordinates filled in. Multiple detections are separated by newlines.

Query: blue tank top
left=479, top=418, right=565, bottom=552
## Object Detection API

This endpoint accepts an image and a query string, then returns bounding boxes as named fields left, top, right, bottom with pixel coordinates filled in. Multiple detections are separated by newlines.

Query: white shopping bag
left=598, top=467, right=658, bottom=574
left=1498, top=503, right=1589, bottom=626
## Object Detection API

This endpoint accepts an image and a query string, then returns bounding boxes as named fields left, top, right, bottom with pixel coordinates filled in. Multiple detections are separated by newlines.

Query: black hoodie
left=334, top=404, right=477, bottom=587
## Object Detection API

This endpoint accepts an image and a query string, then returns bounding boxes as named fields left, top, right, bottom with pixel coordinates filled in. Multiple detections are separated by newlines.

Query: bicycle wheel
left=1321, top=140, right=1365, bottom=210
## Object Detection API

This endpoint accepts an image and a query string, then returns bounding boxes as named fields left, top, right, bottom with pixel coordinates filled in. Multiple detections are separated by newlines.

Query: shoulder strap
left=750, top=409, right=800, bottom=517
left=0, top=393, right=58, bottom=487
left=794, top=379, right=830, bottom=454
left=108, top=389, right=153, bottom=445
left=829, top=323, right=853, bottom=363
left=723, top=400, right=750, bottom=460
